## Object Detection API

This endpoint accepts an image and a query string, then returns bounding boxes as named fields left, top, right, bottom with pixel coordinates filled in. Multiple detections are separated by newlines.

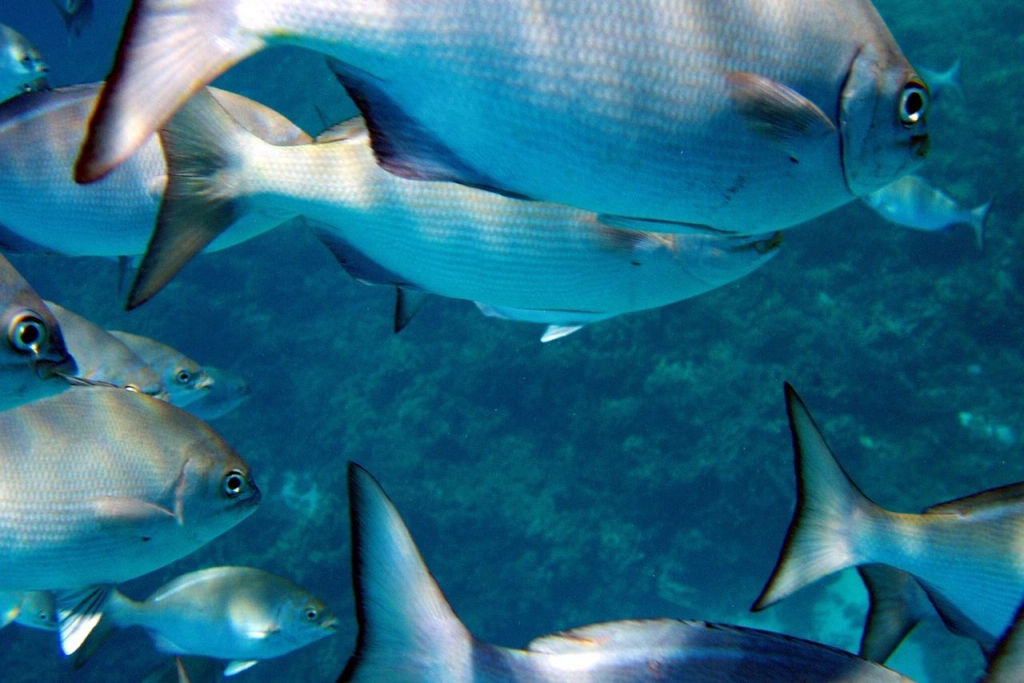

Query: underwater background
left=0, top=1, right=1020, bottom=681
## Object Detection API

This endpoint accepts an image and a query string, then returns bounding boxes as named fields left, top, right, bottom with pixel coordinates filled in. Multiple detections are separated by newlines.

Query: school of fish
left=0, top=0, right=1011, bottom=681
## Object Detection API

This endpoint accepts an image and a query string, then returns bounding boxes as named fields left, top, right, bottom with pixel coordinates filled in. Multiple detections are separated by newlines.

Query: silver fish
left=77, top=567, right=337, bottom=676
left=128, top=90, right=780, bottom=324
left=0, top=24, right=48, bottom=102
left=78, top=0, right=928, bottom=235
left=863, top=175, right=990, bottom=249
left=45, top=301, right=170, bottom=401
left=0, top=386, right=260, bottom=653
left=754, top=383, right=1024, bottom=658
left=0, top=590, right=57, bottom=631
left=338, top=462, right=912, bottom=682
left=0, top=254, right=76, bottom=411
left=184, top=366, right=250, bottom=422
left=49, top=0, right=95, bottom=38
left=108, top=331, right=214, bottom=409
left=0, top=82, right=309, bottom=258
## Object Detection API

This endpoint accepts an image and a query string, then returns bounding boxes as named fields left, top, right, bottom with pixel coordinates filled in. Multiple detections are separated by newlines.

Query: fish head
left=164, top=359, right=215, bottom=408
left=0, top=259, right=77, bottom=408
left=0, top=25, right=49, bottom=94
left=176, top=431, right=261, bottom=543
left=284, top=593, right=340, bottom=646
left=185, top=366, right=251, bottom=421
left=840, top=42, right=930, bottom=197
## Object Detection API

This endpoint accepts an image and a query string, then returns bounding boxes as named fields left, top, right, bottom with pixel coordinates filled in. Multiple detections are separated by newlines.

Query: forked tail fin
left=340, top=463, right=474, bottom=682
left=752, top=383, right=887, bottom=611
left=75, top=0, right=264, bottom=183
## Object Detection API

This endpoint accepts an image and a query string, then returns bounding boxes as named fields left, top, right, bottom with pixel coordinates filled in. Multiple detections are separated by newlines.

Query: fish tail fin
left=126, top=88, right=255, bottom=310
left=857, top=565, right=931, bottom=662
left=340, top=463, right=474, bottom=682
left=985, top=601, right=1024, bottom=683
left=752, top=383, right=887, bottom=611
left=970, top=198, right=993, bottom=251
left=75, top=0, right=263, bottom=184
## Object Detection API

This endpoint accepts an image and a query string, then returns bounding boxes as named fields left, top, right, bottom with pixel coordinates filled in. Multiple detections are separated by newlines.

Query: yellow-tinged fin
left=127, top=88, right=253, bottom=310
left=857, top=565, right=932, bottom=663
left=315, top=117, right=371, bottom=145
left=75, top=0, right=264, bottom=183
left=727, top=72, right=836, bottom=148
left=56, top=585, right=113, bottom=655
left=528, top=619, right=685, bottom=653
left=752, top=383, right=885, bottom=611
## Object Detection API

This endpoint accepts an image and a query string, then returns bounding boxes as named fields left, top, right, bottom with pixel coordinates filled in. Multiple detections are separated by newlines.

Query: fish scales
left=81, top=0, right=927, bottom=233
left=0, top=388, right=258, bottom=590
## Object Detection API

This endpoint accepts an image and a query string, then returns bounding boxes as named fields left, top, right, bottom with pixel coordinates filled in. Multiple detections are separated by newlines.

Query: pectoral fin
left=56, top=585, right=112, bottom=655
left=394, top=289, right=431, bottom=334
left=540, top=325, right=584, bottom=343
left=597, top=214, right=731, bottom=235
left=223, top=660, right=259, bottom=676
left=727, top=72, right=836, bottom=147
left=94, top=496, right=176, bottom=524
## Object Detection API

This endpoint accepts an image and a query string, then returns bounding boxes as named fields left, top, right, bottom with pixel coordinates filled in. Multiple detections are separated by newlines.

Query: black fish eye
left=305, top=608, right=319, bottom=621
left=9, top=313, right=48, bottom=354
left=899, top=80, right=929, bottom=127
left=223, top=470, right=246, bottom=497
left=175, top=369, right=192, bottom=385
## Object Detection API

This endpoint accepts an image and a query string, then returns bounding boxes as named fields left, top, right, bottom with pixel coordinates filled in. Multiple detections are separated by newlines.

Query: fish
left=338, top=461, right=913, bottom=682
left=753, top=383, right=1024, bottom=661
left=0, top=82, right=310, bottom=258
left=862, top=175, right=991, bottom=249
left=0, top=590, right=58, bottom=631
left=49, top=0, right=95, bottom=38
left=78, top=0, right=928, bottom=236
left=45, top=301, right=170, bottom=401
left=0, top=24, right=48, bottom=103
left=74, top=566, right=338, bottom=676
left=0, top=254, right=77, bottom=411
left=128, top=89, right=781, bottom=324
left=857, top=565, right=937, bottom=663
left=108, top=331, right=214, bottom=409
left=0, top=386, right=260, bottom=653
left=917, top=59, right=962, bottom=101
left=183, top=366, right=250, bottom=422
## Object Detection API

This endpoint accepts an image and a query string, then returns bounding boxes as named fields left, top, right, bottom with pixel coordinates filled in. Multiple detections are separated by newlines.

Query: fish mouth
left=36, top=356, right=78, bottom=382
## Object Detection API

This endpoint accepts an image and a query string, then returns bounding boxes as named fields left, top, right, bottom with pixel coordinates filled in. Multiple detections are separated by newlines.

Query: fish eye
left=304, top=607, right=319, bottom=621
left=223, top=470, right=246, bottom=497
left=125, top=384, right=140, bottom=393
left=899, top=80, right=929, bottom=127
left=9, top=313, right=48, bottom=354
left=175, top=369, right=192, bottom=385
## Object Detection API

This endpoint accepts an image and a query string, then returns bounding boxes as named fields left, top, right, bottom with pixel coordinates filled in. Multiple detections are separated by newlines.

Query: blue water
left=0, top=1, right=1019, bottom=681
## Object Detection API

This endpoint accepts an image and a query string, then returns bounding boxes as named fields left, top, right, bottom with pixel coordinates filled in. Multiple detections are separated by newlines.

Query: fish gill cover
left=0, top=0, right=1019, bottom=681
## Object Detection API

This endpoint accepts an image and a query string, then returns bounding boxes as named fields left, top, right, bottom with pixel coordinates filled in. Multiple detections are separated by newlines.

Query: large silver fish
left=108, top=331, right=214, bottom=408
left=76, top=566, right=338, bottom=676
left=0, top=24, right=48, bottom=103
left=754, top=383, right=1024, bottom=660
left=338, top=462, right=912, bottom=682
left=0, top=386, right=260, bottom=653
left=45, top=301, right=170, bottom=401
left=863, top=174, right=991, bottom=250
left=78, top=0, right=929, bottom=235
left=0, top=82, right=309, bottom=258
left=0, top=255, right=76, bottom=411
left=129, top=90, right=780, bottom=326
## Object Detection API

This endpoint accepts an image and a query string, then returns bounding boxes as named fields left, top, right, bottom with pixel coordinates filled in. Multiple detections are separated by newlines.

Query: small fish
left=0, top=254, right=76, bottom=411
left=917, top=59, right=962, bottom=101
left=753, top=383, right=1024, bottom=661
left=0, top=386, right=260, bottom=654
left=45, top=301, right=170, bottom=401
left=75, top=567, right=337, bottom=676
left=127, top=90, right=780, bottom=326
left=0, top=590, right=57, bottom=631
left=863, top=175, right=990, bottom=249
left=0, top=24, right=48, bottom=102
left=108, top=331, right=214, bottom=409
left=338, top=462, right=912, bottom=682
left=49, top=0, right=95, bottom=38
left=0, top=82, right=310, bottom=258
left=79, top=0, right=928, bottom=236
left=184, top=366, right=250, bottom=422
